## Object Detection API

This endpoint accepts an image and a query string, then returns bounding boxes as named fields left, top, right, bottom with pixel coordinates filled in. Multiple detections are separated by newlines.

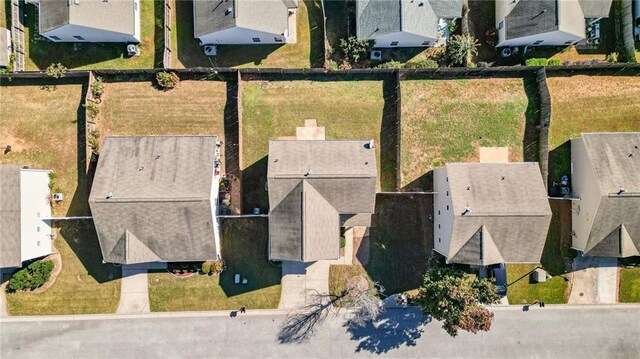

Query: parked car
left=491, top=263, right=508, bottom=297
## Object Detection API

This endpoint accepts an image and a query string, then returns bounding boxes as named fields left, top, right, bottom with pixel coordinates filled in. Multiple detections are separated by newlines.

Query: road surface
left=1, top=305, right=639, bottom=358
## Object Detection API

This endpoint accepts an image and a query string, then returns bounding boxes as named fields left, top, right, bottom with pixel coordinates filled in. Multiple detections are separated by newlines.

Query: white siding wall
left=197, top=27, right=287, bottom=45
left=42, top=23, right=139, bottom=43
left=558, top=0, right=587, bottom=39
left=570, top=138, right=602, bottom=252
left=370, top=31, right=436, bottom=48
left=20, top=170, right=52, bottom=263
left=433, top=168, right=454, bottom=259
left=496, top=29, right=583, bottom=47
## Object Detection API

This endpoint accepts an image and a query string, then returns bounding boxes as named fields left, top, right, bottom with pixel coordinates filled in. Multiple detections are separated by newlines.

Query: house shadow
left=380, top=74, right=400, bottom=190
left=522, top=76, right=542, bottom=162
left=307, top=0, right=326, bottom=68
left=345, top=308, right=430, bottom=354
left=241, top=156, right=269, bottom=214
left=402, top=171, right=434, bottom=192
left=547, top=141, right=571, bottom=195
left=174, top=0, right=212, bottom=67
left=215, top=45, right=284, bottom=67
left=218, top=217, right=281, bottom=297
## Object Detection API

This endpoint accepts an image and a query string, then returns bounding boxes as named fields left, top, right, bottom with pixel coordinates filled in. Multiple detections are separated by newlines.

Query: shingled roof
left=89, top=136, right=218, bottom=264
left=356, top=0, right=462, bottom=40
left=194, top=0, right=298, bottom=38
left=39, top=0, right=136, bottom=35
left=444, top=163, right=552, bottom=265
left=0, top=165, right=22, bottom=268
left=578, top=133, right=640, bottom=257
left=268, top=140, right=377, bottom=262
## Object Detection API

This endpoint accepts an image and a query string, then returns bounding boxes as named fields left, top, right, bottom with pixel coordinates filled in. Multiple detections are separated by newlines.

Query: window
left=438, top=238, right=441, bottom=243
left=564, top=40, right=573, bottom=45
left=421, top=41, right=430, bottom=46
left=438, top=224, right=441, bottom=229
left=438, top=210, right=441, bottom=215
left=252, top=38, right=261, bottom=43
left=37, top=227, right=40, bottom=232
left=50, top=36, right=61, bottom=41
left=498, top=20, right=504, bottom=30
left=446, top=191, right=449, bottom=196
left=533, top=40, right=544, bottom=45
left=37, top=241, right=41, bottom=247
left=390, top=41, right=399, bottom=46
left=446, top=205, right=449, bottom=210
left=37, top=212, right=40, bottom=218
left=73, top=36, right=85, bottom=40
left=274, top=37, right=283, bottom=43
left=446, top=177, right=448, bottom=182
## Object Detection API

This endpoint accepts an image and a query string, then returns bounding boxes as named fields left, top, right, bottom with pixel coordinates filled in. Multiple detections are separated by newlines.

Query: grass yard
left=1, top=0, right=8, bottom=28
left=506, top=264, right=568, bottom=305
left=23, top=0, right=161, bottom=70
left=241, top=80, right=390, bottom=210
left=365, top=194, right=433, bottom=295
left=6, top=221, right=122, bottom=315
left=400, top=78, right=538, bottom=190
left=329, top=265, right=372, bottom=301
left=619, top=268, right=640, bottom=303
left=547, top=76, right=640, bottom=185
left=98, top=80, right=226, bottom=137
left=0, top=81, right=88, bottom=216
left=148, top=218, right=281, bottom=311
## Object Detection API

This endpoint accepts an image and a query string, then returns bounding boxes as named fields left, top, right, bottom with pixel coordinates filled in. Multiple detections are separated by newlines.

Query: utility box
left=531, top=268, right=547, bottom=283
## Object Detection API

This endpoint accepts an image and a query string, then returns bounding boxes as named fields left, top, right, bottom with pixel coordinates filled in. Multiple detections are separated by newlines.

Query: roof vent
left=225, top=6, right=232, bottom=15
left=155, top=155, right=160, bottom=160
left=106, top=192, right=114, bottom=199
left=466, top=186, right=471, bottom=191
left=304, top=170, right=311, bottom=177
left=617, top=187, right=626, bottom=195
left=462, top=207, right=471, bottom=215
left=501, top=176, right=506, bottom=180
left=365, top=140, right=375, bottom=149
left=138, top=166, right=144, bottom=171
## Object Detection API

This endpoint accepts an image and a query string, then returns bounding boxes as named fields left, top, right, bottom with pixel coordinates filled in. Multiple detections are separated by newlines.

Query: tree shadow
left=241, top=156, right=269, bottom=214
left=224, top=79, right=242, bottom=214
left=345, top=308, right=430, bottom=354
left=522, top=76, right=541, bottom=162
left=307, top=0, right=325, bottom=68
left=547, top=141, right=571, bottom=195
left=219, top=217, right=281, bottom=297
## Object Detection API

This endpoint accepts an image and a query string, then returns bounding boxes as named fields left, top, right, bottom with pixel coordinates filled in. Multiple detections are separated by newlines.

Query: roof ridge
left=92, top=197, right=210, bottom=203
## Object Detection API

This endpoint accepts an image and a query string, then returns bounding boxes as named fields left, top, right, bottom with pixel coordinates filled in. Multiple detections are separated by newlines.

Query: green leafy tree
left=447, top=34, right=479, bottom=67
left=7, top=260, right=55, bottom=292
left=339, top=37, right=372, bottom=64
left=413, top=266, right=500, bottom=337
left=45, top=63, right=68, bottom=78
left=156, top=71, right=180, bottom=90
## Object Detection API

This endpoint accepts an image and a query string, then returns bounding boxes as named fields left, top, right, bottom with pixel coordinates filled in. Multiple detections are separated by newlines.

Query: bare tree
left=278, top=276, right=384, bottom=344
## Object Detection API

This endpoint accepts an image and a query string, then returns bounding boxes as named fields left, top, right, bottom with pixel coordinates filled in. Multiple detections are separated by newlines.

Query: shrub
left=605, top=52, right=618, bottom=62
left=340, top=236, right=346, bottom=248
left=562, top=244, right=578, bottom=259
left=84, top=100, right=100, bottom=119
left=91, top=76, right=105, bottom=98
left=376, top=60, right=403, bottom=69
left=325, top=59, right=339, bottom=70
left=7, top=260, right=55, bottom=292
left=405, top=59, right=439, bottom=68
left=525, top=58, right=549, bottom=66
left=339, top=36, right=372, bottom=64
left=210, top=259, right=225, bottom=275
left=156, top=71, right=180, bottom=90
left=201, top=262, right=212, bottom=274
left=547, top=58, right=562, bottom=66
left=46, top=63, right=68, bottom=78
left=447, top=34, right=479, bottom=66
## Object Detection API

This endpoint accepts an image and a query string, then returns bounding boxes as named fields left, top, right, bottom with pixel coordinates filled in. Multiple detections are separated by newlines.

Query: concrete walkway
left=117, top=263, right=166, bottom=314
left=0, top=281, right=8, bottom=317
left=569, top=256, right=618, bottom=304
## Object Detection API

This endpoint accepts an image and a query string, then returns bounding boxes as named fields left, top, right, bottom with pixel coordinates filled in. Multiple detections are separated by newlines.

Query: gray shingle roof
left=445, top=163, right=552, bottom=265
left=578, top=133, right=640, bottom=257
left=356, top=0, right=459, bottom=40
left=505, top=0, right=558, bottom=40
left=268, top=140, right=377, bottom=262
left=0, top=165, right=22, bottom=268
left=194, top=0, right=298, bottom=38
left=578, top=0, right=612, bottom=17
left=40, top=0, right=136, bottom=35
left=0, top=27, right=10, bottom=68
left=89, top=136, right=218, bottom=264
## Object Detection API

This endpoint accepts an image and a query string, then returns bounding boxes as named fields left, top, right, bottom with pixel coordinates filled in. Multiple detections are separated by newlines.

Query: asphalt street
left=1, top=305, right=640, bottom=358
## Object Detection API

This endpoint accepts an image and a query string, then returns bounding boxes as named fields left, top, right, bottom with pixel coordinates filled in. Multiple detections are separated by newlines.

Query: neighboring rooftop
left=356, top=0, right=462, bottom=40
left=194, top=0, right=298, bottom=38
left=580, top=133, right=640, bottom=194
left=0, top=27, right=9, bottom=68
left=268, top=137, right=377, bottom=262
left=89, top=136, right=218, bottom=264
left=0, top=165, right=22, bottom=268
left=39, top=0, right=136, bottom=35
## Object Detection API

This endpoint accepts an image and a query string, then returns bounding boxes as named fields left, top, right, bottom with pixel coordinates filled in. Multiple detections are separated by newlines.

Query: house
left=33, top=0, right=140, bottom=43
left=0, top=165, right=52, bottom=269
left=570, top=133, right=640, bottom=257
left=434, top=162, right=552, bottom=266
left=267, top=120, right=377, bottom=262
left=194, top=0, right=298, bottom=45
left=495, top=0, right=612, bottom=47
left=356, top=0, right=463, bottom=48
left=0, top=27, right=10, bottom=68
left=89, top=136, right=220, bottom=265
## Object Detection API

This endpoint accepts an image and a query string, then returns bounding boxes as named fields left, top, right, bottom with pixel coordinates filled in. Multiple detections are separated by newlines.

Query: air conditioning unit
left=52, top=193, right=64, bottom=202
left=500, top=47, right=512, bottom=58
left=126, top=44, right=139, bottom=57
left=204, top=45, right=217, bottom=56
left=370, top=50, right=382, bottom=61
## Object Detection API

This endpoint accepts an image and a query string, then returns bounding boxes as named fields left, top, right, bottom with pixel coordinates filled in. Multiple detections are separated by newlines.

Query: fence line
left=535, top=68, right=552, bottom=190
left=163, top=0, right=172, bottom=68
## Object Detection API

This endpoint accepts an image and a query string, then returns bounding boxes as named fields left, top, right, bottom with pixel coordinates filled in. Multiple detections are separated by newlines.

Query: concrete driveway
left=569, top=256, right=618, bottom=304
left=117, top=263, right=167, bottom=314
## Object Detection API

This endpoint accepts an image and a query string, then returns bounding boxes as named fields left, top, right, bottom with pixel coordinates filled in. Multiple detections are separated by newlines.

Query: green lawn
left=400, top=78, right=538, bottom=190
left=241, top=80, right=390, bottom=210
left=1, top=0, right=8, bottom=28
left=619, top=267, right=640, bottom=303
left=506, top=264, right=568, bottom=305
left=23, top=0, right=161, bottom=70
left=148, top=218, right=282, bottom=311
left=213, top=0, right=324, bottom=68
left=547, top=76, right=640, bottom=185
left=329, top=265, right=372, bottom=303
